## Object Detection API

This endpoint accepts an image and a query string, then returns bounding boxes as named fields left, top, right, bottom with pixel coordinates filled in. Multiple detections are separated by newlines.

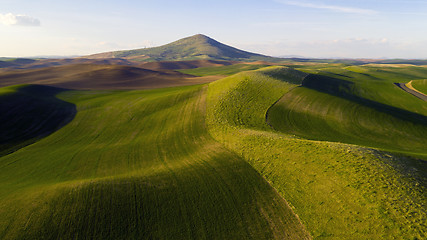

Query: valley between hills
left=0, top=34, right=426, bottom=239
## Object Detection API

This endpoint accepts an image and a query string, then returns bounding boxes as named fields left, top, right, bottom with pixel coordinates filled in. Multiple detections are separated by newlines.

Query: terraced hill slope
left=87, top=34, right=277, bottom=62
left=206, top=66, right=426, bottom=239
left=0, top=84, right=310, bottom=239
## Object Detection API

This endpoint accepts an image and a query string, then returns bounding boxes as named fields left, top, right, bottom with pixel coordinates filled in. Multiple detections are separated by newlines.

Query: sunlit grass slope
left=178, top=64, right=270, bottom=77
left=206, top=66, right=426, bottom=239
left=295, top=65, right=427, bottom=114
left=268, top=65, right=427, bottom=157
left=412, top=79, right=427, bottom=94
left=0, top=84, right=310, bottom=239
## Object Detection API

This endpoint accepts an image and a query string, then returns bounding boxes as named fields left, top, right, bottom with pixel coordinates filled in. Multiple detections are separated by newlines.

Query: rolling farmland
left=0, top=84, right=310, bottom=239
left=0, top=35, right=426, bottom=239
left=206, top=66, right=426, bottom=239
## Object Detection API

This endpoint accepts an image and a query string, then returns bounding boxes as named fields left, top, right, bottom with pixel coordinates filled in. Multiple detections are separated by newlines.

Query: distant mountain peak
left=87, top=35, right=278, bottom=62
left=191, top=33, right=210, bottom=39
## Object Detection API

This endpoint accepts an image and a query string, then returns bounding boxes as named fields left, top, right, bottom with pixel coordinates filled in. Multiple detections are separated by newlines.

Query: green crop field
left=267, top=69, right=427, bottom=156
left=1, top=62, right=426, bottom=239
left=206, top=66, right=426, bottom=239
left=0, top=84, right=310, bottom=239
left=178, top=64, right=270, bottom=77
left=412, top=79, right=427, bottom=94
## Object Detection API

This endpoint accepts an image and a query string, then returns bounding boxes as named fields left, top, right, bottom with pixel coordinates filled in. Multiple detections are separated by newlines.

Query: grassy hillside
left=293, top=65, right=427, bottom=113
left=88, top=34, right=278, bottom=62
left=139, top=59, right=235, bottom=70
left=206, top=66, right=426, bottom=239
left=0, top=84, right=310, bottom=239
left=267, top=73, right=427, bottom=156
left=178, top=63, right=271, bottom=77
left=411, top=79, right=427, bottom=94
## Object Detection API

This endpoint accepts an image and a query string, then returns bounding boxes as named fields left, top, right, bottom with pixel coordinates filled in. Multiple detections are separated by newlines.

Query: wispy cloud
left=0, top=13, right=40, bottom=26
left=276, top=1, right=377, bottom=15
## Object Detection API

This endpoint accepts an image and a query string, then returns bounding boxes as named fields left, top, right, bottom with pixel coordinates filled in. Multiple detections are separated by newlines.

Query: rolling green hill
left=178, top=63, right=272, bottom=77
left=1, top=62, right=426, bottom=239
left=411, top=79, right=427, bottom=94
left=206, top=66, right=426, bottom=239
left=267, top=73, right=427, bottom=156
left=88, top=34, right=278, bottom=62
left=0, top=84, right=310, bottom=239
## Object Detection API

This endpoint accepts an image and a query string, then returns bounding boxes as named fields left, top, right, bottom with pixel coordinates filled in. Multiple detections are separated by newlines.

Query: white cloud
left=276, top=1, right=377, bottom=15
left=0, top=13, right=40, bottom=26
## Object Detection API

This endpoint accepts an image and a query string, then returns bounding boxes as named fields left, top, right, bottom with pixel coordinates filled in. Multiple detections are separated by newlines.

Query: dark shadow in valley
left=0, top=85, right=77, bottom=157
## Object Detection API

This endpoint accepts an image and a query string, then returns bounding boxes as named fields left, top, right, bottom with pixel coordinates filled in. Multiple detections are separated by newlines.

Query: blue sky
left=1, top=0, right=426, bottom=58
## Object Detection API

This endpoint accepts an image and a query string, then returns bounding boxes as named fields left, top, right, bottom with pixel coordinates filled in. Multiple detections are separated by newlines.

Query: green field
left=412, top=79, right=427, bottom=94
left=206, top=66, right=426, bottom=239
left=267, top=70, right=427, bottom=156
left=178, top=64, right=270, bottom=76
left=1, top=62, right=426, bottom=239
left=0, top=84, right=310, bottom=239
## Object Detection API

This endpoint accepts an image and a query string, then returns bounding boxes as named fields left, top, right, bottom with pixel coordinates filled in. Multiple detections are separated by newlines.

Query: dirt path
left=395, top=81, right=427, bottom=101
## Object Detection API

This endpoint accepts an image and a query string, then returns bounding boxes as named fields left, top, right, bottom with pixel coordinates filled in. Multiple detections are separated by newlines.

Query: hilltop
left=87, top=34, right=278, bottom=62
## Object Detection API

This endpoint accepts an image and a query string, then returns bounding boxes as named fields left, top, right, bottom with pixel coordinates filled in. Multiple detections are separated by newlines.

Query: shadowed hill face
left=88, top=34, right=277, bottom=62
left=0, top=85, right=76, bottom=157
left=0, top=58, right=37, bottom=68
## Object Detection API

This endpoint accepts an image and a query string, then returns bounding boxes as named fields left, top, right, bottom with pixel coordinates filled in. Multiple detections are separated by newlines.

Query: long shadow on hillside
left=0, top=85, right=76, bottom=157
left=302, top=74, right=427, bottom=125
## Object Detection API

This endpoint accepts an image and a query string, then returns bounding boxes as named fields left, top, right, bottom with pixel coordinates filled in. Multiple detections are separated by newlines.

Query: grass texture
left=411, top=79, right=427, bottom=95
left=1, top=62, right=426, bottom=239
left=206, top=66, right=426, bottom=239
left=178, top=64, right=270, bottom=77
left=0, top=84, right=310, bottom=239
left=267, top=65, right=427, bottom=157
